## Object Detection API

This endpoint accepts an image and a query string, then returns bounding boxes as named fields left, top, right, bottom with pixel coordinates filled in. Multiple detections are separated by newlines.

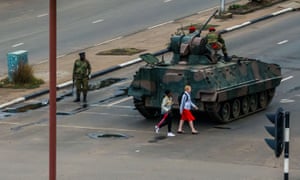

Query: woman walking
left=177, top=85, right=199, bottom=134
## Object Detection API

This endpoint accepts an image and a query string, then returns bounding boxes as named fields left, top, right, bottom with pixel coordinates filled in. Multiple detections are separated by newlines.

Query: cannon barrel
left=198, top=9, right=218, bottom=36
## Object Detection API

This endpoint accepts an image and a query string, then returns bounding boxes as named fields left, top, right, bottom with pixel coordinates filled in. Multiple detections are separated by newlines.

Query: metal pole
left=220, top=0, right=225, bottom=14
left=49, top=0, right=57, bottom=179
left=284, top=111, right=290, bottom=180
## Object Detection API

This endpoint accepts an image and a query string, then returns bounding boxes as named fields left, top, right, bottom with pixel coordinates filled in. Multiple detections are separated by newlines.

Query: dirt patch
left=96, top=48, right=146, bottom=56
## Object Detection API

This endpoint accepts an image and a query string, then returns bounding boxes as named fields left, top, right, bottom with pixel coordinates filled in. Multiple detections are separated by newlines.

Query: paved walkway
left=0, top=0, right=299, bottom=107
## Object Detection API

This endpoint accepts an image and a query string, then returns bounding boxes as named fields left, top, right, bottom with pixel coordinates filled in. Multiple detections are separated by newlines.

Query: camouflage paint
left=128, top=12, right=282, bottom=122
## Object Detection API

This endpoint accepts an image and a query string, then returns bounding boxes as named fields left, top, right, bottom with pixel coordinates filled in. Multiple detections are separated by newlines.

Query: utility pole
left=49, top=0, right=57, bottom=180
left=220, top=0, right=225, bottom=15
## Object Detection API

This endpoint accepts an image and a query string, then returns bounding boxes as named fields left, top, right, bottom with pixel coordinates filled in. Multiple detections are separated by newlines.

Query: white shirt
left=161, top=95, right=173, bottom=114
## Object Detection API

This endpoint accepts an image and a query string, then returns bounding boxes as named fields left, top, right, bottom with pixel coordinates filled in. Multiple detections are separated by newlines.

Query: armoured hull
left=128, top=10, right=281, bottom=123
left=128, top=54, right=282, bottom=123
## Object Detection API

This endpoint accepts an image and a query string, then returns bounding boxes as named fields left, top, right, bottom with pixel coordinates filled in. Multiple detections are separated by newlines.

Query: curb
left=0, top=7, right=297, bottom=110
left=219, top=7, right=295, bottom=34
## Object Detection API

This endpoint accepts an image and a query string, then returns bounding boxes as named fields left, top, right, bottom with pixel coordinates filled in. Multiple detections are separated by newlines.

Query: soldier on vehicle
left=73, top=52, right=91, bottom=103
left=205, top=27, right=229, bottom=61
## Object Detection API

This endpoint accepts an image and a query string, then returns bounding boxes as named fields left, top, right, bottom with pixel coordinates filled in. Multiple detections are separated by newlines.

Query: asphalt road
left=0, top=11, right=299, bottom=179
left=0, top=0, right=235, bottom=76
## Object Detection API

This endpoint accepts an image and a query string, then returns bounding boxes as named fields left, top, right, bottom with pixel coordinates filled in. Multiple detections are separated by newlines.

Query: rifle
left=197, top=9, right=218, bottom=36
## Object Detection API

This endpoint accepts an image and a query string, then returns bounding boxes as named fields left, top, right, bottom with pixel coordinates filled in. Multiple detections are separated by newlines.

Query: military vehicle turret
left=128, top=10, right=282, bottom=123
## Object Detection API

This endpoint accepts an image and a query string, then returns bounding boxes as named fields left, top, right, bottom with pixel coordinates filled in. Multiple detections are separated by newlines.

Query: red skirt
left=181, top=109, right=195, bottom=121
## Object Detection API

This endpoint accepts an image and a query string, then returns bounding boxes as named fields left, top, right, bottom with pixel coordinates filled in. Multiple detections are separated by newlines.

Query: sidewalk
left=0, top=0, right=299, bottom=107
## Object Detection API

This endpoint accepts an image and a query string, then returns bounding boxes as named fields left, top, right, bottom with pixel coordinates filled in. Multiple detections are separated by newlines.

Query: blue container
left=7, top=50, right=28, bottom=82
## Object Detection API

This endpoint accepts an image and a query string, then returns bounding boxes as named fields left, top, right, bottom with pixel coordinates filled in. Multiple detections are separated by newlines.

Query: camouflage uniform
left=73, top=52, right=91, bottom=102
left=205, top=31, right=228, bottom=61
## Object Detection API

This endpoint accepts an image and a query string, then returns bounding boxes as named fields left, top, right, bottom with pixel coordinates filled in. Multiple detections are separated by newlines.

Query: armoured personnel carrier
left=128, top=10, right=282, bottom=123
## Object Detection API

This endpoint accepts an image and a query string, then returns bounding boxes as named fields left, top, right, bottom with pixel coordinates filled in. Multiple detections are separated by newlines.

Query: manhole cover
left=88, top=132, right=130, bottom=139
left=0, top=112, right=13, bottom=120
left=56, top=112, right=73, bottom=116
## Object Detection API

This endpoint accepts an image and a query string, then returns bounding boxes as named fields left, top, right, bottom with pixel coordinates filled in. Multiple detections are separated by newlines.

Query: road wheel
left=219, top=102, right=231, bottom=123
left=259, top=91, right=268, bottom=108
left=241, top=96, right=250, bottom=115
left=133, top=97, right=160, bottom=119
left=231, top=99, right=240, bottom=119
left=249, top=94, right=258, bottom=112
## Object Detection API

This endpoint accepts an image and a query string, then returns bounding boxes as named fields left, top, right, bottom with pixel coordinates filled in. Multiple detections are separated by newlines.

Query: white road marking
left=110, top=105, right=134, bottom=109
left=277, top=40, right=288, bottom=45
left=197, top=7, right=218, bottom=14
left=280, top=99, right=295, bottom=103
left=148, top=20, right=174, bottom=29
left=81, top=111, right=137, bottom=117
left=281, top=76, right=293, bottom=82
left=107, top=96, right=133, bottom=107
left=164, top=0, right=172, bottom=2
left=36, top=59, right=49, bottom=65
left=56, top=124, right=152, bottom=133
left=57, top=54, right=66, bottom=58
left=35, top=54, right=65, bottom=65
left=1, top=121, right=152, bottom=133
left=92, top=19, right=104, bottom=24
left=95, top=36, right=123, bottom=46
left=12, top=43, right=24, bottom=48
left=37, top=13, right=48, bottom=18
left=90, top=104, right=134, bottom=109
left=0, top=122, right=21, bottom=125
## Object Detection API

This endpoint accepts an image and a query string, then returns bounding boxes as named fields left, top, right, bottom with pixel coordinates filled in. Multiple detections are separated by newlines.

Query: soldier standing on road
left=205, top=27, right=229, bottom=61
left=73, top=52, right=91, bottom=103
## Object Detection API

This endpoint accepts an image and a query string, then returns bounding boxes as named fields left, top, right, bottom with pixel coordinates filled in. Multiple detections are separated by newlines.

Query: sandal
left=177, top=130, right=185, bottom=134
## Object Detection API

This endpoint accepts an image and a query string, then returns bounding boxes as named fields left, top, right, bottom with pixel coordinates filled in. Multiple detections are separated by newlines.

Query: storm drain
left=3, top=101, right=48, bottom=113
left=89, top=78, right=126, bottom=91
left=0, top=112, right=13, bottom=120
left=87, top=132, right=130, bottom=139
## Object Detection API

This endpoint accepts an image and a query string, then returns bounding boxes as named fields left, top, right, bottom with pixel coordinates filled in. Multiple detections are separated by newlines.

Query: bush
left=229, top=4, right=249, bottom=10
left=12, top=62, right=35, bottom=84
left=0, top=62, right=44, bottom=89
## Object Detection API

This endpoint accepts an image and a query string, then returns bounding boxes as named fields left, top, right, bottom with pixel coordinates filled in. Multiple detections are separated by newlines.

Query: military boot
left=224, top=53, right=230, bottom=62
left=74, top=93, right=80, bottom=102
left=83, top=94, right=87, bottom=103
